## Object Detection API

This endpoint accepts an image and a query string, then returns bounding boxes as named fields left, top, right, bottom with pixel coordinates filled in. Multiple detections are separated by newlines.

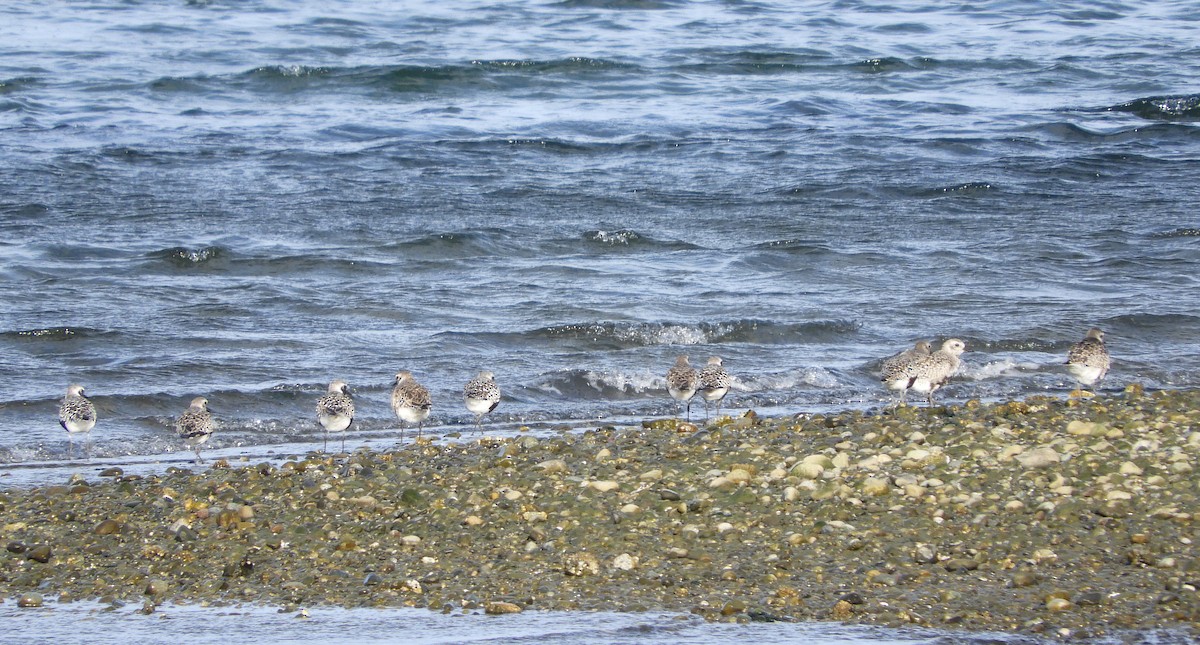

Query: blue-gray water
left=4, top=0, right=1200, bottom=640
left=4, top=0, right=1200, bottom=461
left=1, top=603, right=1069, bottom=645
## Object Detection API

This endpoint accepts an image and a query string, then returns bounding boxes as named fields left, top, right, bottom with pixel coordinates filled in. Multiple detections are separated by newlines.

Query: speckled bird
left=1066, top=327, right=1111, bottom=394
left=392, top=370, right=432, bottom=442
left=697, top=356, right=731, bottom=422
left=880, top=340, right=932, bottom=405
left=906, top=338, right=966, bottom=406
left=58, top=383, right=96, bottom=460
left=316, top=379, right=355, bottom=452
left=176, top=396, right=215, bottom=464
left=463, top=370, right=501, bottom=432
left=666, top=355, right=700, bottom=421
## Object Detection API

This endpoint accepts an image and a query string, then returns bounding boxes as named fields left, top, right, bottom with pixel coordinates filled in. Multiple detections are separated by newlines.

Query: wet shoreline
left=2, top=387, right=1199, bottom=640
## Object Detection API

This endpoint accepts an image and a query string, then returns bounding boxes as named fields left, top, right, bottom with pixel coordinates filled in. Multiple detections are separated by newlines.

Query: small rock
left=944, top=558, right=978, bottom=572
left=145, top=579, right=170, bottom=596
left=791, top=463, right=824, bottom=480
left=831, top=599, right=853, bottom=620
left=535, top=459, right=568, bottom=474
left=839, top=592, right=865, bottom=605
left=726, top=468, right=753, bottom=484
left=1046, top=597, right=1072, bottom=612
left=94, top=519, right=122, bottom=535
left=1016, top=447, right=1060, bottom=469
left=914, top=544, right=937, bottom=564
left=26, top=545, right=52, bottom=563
left=721, top=600, right=747, bottom=616
left=586, top=480, right=619, bottom=493
left=1032, top=548, right=1058, bottom=565
left=485, top=601, right=523, bottom=615
left=17, top=593, right=43, bottom=608
left=612, top=553, right=638, bottom=571
left=860, top=477, right=890, bottom=497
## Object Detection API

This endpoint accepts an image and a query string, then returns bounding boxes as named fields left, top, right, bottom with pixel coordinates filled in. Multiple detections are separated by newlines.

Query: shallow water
left=0, top=602, right=1064, bottom=645
left=2, top=0, right=1200, bottom=539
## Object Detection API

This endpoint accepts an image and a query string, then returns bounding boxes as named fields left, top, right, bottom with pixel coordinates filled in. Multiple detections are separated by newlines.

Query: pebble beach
left=2, top=387, right=1199, bottom=641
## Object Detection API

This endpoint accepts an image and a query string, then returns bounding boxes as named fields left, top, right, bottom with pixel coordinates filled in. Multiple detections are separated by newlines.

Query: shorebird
left=391, top=370, right=432, bottom=442
left=463, top=370, right=501, bottom=432
left=176, top=396, right=215, bottom=464
left=697, top=356, right=731, bottom=422
left=316, top=380, right=355, bottom=452
left=880, top=340, right=932, bottom=405
left=58, top=384, right=96, bottom=460
left=906, top=339, right=966, bottom=406
left=666, top=355, right=699, bottom=421
left=1066, top=327, right=1111, bottom=397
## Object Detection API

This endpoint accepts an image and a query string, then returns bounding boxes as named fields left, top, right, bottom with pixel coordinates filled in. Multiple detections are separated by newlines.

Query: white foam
left=584, top=369, right=662, bottom=394
left=962, top=358, right=1043, bottom=381
left=734, top=367, right=840, bottom=392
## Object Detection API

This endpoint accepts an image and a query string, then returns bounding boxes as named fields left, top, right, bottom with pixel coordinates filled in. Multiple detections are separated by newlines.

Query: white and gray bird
left=697, top=356, right=731, bottom=422
left=906, top=338, right=966, bottom=406
left=59, top=383, right=97, bottom=460
left=880, top=340, right=932, bottom=405
left=392, top=370, right=432, bottom=442
left=1066, top=327, right=1111, bottom=395
left=463, top=370, right=501, bottom=432
left=176, top=396, right=215, bottom=464
left=666, top=355, right=700, bottom=422
left=316, top=379, right=355, bottom=453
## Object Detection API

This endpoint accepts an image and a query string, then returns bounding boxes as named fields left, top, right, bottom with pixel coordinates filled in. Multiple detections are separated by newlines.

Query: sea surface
left=0, top=602, right=1083, bottom=645
left=1, top=0, right=1199, bottom=639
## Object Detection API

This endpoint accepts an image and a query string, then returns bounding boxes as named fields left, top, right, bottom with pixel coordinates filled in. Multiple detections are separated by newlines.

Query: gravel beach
left=2, top=386, right=1199, bottom=640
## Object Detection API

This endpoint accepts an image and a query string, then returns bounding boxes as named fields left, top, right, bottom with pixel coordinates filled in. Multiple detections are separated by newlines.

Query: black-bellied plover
left=666, top=355, right=700, bottom=421
left=392, top=370, right=432, bottom=442
left=880, top=340, right=932, bottom=405
left=1066, top=327, right=1110, bottom=397
left=176, top=396, right=215, bottom=464
left=58, top=384, right=96, bottom=460
left=316, top=380, right=355, bottom=452
left=906, top=338, right=966, bottom=406
left=463, top=370, right=501, bottom=432
left=697, top=356, right=731, bottom=422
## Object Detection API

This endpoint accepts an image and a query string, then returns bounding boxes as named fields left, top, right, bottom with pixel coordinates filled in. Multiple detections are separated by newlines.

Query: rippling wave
left=1104, top=94, right=1200, bottom=121
left=532, top=320, right=861, bottom=348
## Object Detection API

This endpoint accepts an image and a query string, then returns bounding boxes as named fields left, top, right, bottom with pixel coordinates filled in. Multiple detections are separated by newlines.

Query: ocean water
left=0, top=603, right=1070, bottom=645
left=4, top=0, right=1200, bottom=640
left=3, top=0, right=1200, bottom=463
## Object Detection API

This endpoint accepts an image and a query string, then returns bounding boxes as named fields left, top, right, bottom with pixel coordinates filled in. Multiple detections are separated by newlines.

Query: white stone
left=612, top=553, right=638, bottom=571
